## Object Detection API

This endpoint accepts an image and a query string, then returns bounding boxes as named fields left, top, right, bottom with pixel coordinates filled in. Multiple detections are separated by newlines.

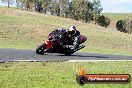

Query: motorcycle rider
left=66, top=26, right=80, bottom=50
left=44, top=26, right=80, bottom=53
left=56, top=26, right=80, bottom=51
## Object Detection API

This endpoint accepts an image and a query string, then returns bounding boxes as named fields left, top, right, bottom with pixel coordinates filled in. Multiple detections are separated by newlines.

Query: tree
left=116, top=19, right=132, bottom=33
left=1, top=0, right=14, bottom=8
left=41, top=0, right=51, bottom=13
left=95, top=15, right=110, bottom=28
left=65, top=1, right=73, bottom=18
left=25, top=0, right=35, bottom=11
left=59, top=0, right=69, bottom=16
left=16, top=0, right=35, bottom=10
left=16, top=0, right=26, bottom=9
left=92, top=0, right=103, bottom=20
left=71, top=0, right=93, bottom=22
left=35, top=0, right=43, bottom=13
left=72, top=0, right=85, bottom=20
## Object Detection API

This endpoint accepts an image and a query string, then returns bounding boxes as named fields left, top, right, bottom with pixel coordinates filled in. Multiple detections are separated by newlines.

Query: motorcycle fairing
left=79, top=35, right=87, bottom=44
left=44, top=40, right=52, bottom=49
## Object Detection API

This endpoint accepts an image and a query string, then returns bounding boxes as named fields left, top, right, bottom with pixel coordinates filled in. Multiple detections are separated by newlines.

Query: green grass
left=0, top=61, right=132, bottom=88
left=0, top=7, right=132, bottom=55
left=102, top=13, right=132, bottom=29
left=102, top=13, right=132, bottom=21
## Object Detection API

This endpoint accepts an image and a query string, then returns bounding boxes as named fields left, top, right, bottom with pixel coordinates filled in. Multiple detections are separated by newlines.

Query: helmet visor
left=68, top=30, right=75, bottom=36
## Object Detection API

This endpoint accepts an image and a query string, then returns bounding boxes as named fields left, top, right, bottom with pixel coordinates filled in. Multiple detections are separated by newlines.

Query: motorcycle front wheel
left=36, top=44, right=46, bottom=55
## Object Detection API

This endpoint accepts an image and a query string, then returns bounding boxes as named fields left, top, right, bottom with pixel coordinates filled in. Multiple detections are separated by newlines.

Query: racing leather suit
left=53, top=29, right=80, bottom=50
left=68, top=30, right=80, bottom=50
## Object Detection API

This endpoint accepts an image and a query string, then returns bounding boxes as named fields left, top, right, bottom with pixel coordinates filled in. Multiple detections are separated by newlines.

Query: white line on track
left=67, top=60, right=132, bottom=62
left=2, top=60, right=132, bottom=62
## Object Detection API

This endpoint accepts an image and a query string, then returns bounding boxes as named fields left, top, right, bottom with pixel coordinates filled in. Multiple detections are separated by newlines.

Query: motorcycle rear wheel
left=36, top=44, right=46, bottom=55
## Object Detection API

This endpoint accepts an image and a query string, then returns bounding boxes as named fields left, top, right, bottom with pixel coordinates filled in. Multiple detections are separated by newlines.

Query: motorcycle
left=36, top=31, right=87, bottom=55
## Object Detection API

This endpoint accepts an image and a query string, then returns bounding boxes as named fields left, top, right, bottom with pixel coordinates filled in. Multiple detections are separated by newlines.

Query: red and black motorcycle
left=36, top=31, right=87, bottom=55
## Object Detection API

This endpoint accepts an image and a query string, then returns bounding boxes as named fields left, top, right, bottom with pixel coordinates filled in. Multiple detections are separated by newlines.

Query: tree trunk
left=7, top=0, right=10, bottom=8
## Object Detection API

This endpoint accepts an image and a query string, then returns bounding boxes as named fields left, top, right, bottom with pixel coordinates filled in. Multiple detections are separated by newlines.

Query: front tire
left=36, top=44, right=46, bottom=55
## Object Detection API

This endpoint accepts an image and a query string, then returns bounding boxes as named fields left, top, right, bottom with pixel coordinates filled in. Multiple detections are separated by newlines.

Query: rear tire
left=36, top=44, right=46, bottom=55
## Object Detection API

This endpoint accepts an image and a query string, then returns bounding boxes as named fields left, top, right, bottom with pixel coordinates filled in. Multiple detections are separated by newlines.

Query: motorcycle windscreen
left=79, top=35, right=87, bottom=44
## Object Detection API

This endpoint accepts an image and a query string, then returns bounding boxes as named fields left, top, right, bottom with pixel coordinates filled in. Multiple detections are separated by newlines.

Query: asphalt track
left=0, top=48, right=132, bottom=62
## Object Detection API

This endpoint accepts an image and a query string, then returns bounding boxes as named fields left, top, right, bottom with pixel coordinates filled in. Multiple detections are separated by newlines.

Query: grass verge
left=0, top=61, right=132, bottom=88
